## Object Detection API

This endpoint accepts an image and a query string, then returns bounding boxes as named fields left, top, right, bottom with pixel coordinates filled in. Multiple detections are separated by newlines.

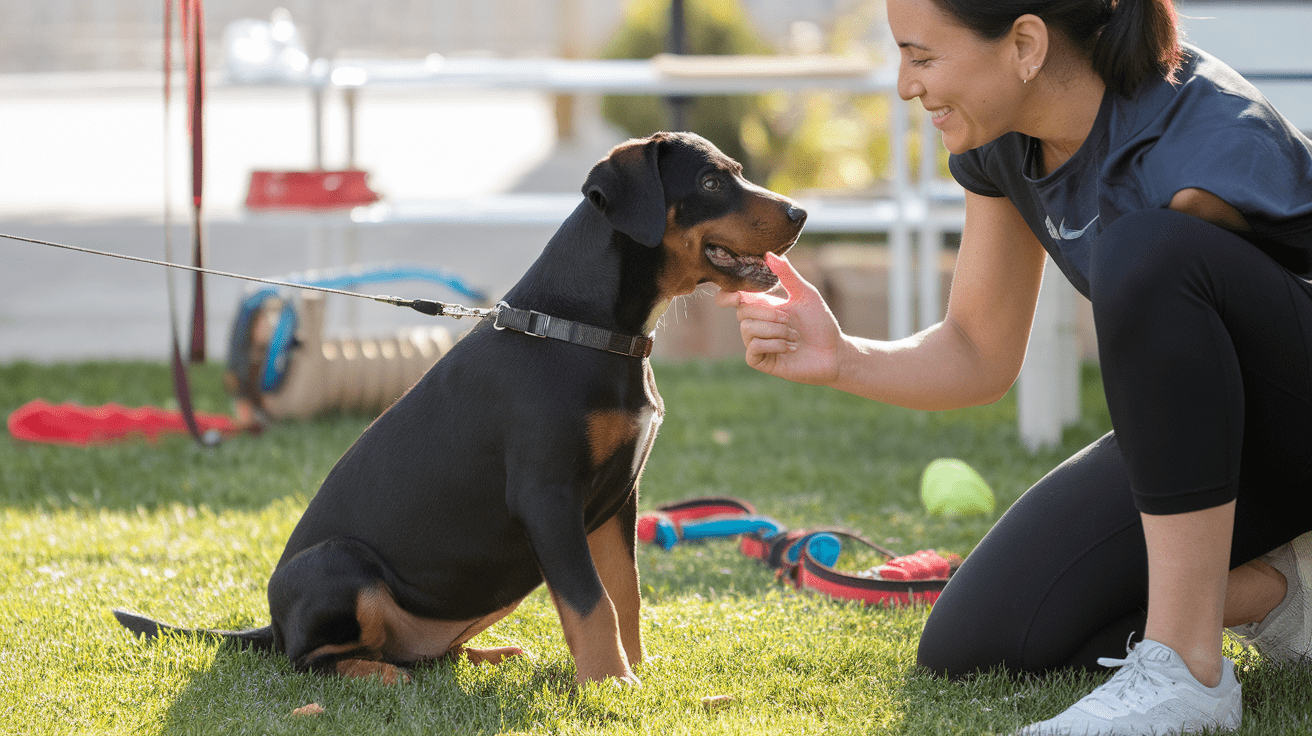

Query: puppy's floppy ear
left=582, top=137, right=666, bottom=247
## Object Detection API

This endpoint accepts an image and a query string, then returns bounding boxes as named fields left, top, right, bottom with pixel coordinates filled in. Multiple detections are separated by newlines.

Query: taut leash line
left=162, top=0, right=212, bottom=444
left=0, top=231, right=495, bottom=320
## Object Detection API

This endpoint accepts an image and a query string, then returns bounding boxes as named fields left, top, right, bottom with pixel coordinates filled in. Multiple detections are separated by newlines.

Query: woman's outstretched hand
left=715, top=252, right=844, bottom=387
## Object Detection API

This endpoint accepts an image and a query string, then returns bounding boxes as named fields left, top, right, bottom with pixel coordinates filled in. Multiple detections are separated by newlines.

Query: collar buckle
left=524, top=310, right=552, bottom=338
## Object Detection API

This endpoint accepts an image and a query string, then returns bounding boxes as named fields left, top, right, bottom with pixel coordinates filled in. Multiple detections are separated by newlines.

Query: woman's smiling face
left=888, top=0, right=1029, bottom=154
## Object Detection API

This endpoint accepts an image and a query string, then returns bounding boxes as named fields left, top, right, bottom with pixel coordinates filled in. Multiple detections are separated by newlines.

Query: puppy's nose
left=787, top=205, right=807, bottom=223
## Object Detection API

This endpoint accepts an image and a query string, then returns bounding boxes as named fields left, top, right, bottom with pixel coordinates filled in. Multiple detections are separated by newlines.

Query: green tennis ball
left=921, top=458, right=995, bottom=516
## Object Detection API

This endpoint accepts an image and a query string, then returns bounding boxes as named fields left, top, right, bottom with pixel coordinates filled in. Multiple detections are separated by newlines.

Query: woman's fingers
left=764, top=252, right=814, bottom=300
left=738, top=316, right=798, bottom=344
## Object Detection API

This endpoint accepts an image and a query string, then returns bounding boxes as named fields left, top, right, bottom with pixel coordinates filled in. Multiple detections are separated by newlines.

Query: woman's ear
left=1009, top=13, right=1049, bottom=83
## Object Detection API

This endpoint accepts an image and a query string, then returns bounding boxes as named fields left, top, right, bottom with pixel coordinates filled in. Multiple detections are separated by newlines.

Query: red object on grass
left=6, top=399, right=234, bottom=446
left=875, top=549, right=954, bottom=581
left=636, top=515, right=662, bottom=543
left=245, top=170, right=381, bottom=211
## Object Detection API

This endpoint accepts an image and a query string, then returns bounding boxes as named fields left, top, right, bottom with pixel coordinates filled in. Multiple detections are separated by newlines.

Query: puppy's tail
left=113, top=609, right=275, bottom=652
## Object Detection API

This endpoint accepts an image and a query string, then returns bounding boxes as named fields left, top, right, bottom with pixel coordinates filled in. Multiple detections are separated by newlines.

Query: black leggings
left=919, top=209, right=1312, bottom=677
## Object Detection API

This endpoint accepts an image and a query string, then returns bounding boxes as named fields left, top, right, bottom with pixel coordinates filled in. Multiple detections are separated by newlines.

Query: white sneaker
left=1014, top=640, right=1241, bottom=735
left=1229, top=531, right=1312, bottom=664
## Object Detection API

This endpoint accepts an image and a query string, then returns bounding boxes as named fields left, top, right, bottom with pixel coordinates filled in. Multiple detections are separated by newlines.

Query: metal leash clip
left=372, top=295, right=497, bottom=320
left=491, top=301, right=512, bottom=330
left=435, top=301, right=498, bottom=320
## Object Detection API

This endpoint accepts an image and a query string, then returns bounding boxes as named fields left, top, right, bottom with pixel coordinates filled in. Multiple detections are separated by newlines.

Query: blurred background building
left=0, top=0, right=848, bottom=72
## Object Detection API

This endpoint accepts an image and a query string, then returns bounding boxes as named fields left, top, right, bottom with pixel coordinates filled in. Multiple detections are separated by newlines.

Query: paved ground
left=0, top=73, right=626, bottom=362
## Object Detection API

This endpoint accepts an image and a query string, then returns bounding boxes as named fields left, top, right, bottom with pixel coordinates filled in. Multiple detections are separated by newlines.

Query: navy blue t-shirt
left=948, top=45, right=1312, bottom=298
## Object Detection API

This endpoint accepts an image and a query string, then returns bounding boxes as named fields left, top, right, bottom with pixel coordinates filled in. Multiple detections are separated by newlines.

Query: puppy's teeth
left=705, top=245, right=739, bottom=269
left=704, top=247, right=777, bottom=287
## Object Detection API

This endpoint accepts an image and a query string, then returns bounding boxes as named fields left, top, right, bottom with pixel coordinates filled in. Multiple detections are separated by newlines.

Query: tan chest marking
left=586, top=409, right=641, bottom=468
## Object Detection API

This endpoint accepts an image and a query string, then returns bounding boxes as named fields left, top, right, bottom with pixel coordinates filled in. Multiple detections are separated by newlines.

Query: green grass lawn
left=2, top=359, right=1309, bottom=735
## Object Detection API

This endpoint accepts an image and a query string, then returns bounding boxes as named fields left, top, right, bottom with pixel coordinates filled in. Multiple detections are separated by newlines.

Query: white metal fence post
left=916, top=109, right=940, bottom=331
left=1018, top=256, right=1081, bottom=451
left=889, top=98, right=913, bottom=340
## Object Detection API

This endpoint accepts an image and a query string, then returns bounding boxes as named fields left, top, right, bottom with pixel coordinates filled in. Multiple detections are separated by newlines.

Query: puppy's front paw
left=460, top=645, right=528, bottom=666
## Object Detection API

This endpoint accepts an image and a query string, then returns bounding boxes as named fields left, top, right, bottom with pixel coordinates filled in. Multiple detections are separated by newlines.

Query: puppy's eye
left=701, top=176, right=723, bottom=192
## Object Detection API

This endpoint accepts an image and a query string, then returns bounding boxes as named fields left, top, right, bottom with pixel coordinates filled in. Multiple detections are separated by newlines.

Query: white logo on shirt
left=1046, top=215, right=1100, bottom=241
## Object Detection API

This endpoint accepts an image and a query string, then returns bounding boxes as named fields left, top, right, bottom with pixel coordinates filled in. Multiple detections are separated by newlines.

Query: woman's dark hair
left=929, top=0, right=1181, bottom=97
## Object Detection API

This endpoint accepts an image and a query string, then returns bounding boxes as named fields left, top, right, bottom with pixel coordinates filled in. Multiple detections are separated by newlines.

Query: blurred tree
left=739, top=1, right=899, bottom=196
left=599, top=0, right=773, bottom=174
left=600, top=0, right=941, bottom=197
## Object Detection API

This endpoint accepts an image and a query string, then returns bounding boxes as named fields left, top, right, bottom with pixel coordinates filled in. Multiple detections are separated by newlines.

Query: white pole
left=917, top=111, right=941, bottom=330
left=889, top=99, right=913, bottom=340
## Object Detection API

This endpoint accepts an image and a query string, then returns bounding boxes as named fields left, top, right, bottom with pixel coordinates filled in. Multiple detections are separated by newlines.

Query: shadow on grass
left=152, top=639, right=618, bottom=736
left=154, top=648, right=493, bottom=736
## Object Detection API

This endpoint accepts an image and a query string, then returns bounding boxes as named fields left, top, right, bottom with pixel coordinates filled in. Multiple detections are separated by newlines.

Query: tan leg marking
left=585, top=409, right=639, bottom=468
left=335, top=658, right=411, bottom=685
left=550, top=586, right=637, bottom=685
left=588, top=514, right=643, bottom=668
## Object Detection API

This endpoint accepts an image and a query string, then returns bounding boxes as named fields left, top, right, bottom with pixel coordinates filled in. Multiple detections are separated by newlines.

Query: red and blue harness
left=637, top=496, right=958, bottom=606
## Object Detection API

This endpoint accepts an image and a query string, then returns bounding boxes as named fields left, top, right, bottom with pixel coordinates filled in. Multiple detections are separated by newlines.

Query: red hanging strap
left=163, top=0, right=216, bottom=445
left=180, top=0, right=207, bottom=363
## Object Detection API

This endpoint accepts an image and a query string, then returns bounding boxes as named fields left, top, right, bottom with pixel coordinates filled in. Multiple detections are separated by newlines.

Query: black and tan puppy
left=115, top=131, right=806, bottom=686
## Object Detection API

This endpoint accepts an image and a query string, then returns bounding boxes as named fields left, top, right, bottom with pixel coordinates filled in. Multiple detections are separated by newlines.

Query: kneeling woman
left=719, top=0, right=1312, bottom=733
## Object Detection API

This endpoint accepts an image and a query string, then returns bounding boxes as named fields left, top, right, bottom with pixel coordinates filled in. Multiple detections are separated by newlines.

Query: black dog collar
left=493, top=302, right=654, bottom=358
